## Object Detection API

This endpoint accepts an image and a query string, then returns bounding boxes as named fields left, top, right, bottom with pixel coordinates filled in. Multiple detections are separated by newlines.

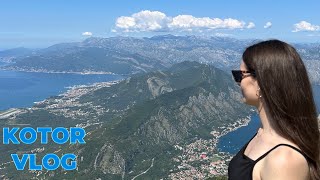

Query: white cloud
left=82, top=32, right=93, bottom=36
left=115, top=10, right=171, bottom=32
left=114, top=10, right=254, bottom=33
left=293, top=21, right=320, bottom=32
left=246, top=22, right=255, bottom=29
left=168, top=15, right=246, bottom=30
left=264, top=22, right=272, bottom=29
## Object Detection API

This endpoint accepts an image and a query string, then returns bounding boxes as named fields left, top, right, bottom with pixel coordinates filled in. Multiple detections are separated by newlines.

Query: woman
left=228, top=40, right=320, bottom=180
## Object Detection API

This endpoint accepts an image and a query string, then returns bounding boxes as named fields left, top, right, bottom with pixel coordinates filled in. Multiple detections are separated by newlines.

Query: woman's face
left=240, top=61, right=260, bottom=107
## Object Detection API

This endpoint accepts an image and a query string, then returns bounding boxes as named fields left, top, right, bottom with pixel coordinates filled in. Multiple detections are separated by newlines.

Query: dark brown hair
left=243, top=39, right=320, bottom=180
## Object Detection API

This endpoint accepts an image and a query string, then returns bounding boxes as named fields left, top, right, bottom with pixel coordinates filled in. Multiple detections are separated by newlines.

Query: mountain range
left=1, top=35, right=319, bottom=84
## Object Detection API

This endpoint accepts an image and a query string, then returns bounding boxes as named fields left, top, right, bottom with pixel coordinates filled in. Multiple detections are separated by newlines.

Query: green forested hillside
left=0, top=61, right=250, bottom=179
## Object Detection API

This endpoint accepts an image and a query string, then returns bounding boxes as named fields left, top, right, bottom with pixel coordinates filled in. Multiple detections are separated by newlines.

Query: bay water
left=0, top=70, right=123, bottom=110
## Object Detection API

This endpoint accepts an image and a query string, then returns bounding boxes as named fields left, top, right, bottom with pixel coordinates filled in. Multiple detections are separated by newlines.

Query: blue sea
left=217, top=85, right=320, bottom=154
left=0, top=70, right=123, bottom=110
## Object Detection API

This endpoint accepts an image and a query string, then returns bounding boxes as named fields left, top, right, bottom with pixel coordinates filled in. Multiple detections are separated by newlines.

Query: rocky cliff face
left=147, top=76, right=174, bottom=98
left=94, top=144, right=126, bottom=175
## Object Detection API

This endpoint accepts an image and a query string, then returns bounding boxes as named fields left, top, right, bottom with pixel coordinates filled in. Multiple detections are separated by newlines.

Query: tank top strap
left=241, top=132, right=258, bottom=151
left=255, top=144, right=309, bottom=163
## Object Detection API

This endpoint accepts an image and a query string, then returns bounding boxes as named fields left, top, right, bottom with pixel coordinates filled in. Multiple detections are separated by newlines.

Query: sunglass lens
left=232, top=71, right=242, bottom=83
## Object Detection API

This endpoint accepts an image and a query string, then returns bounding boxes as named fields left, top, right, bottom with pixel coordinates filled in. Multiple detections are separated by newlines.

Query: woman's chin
left=242, top=97, right=249, bottom=104
left=242, top=97, right=258, bottom=107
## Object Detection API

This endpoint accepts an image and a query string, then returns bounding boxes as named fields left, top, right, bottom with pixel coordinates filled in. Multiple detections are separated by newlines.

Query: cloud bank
left=113, top=10, right=255, bottom=33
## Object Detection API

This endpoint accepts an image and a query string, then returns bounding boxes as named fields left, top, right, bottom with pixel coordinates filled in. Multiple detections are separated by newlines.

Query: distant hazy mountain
left=0, top=61, right=249, bottom=179
left=0, top=47, right=35, bottom=63
left=294, top=43, right=320, bottom=84
left=1, top=35, right=319, bottom=83
left=80, top=35, right=252, bottom=70
left=4, top=46, right=167, bottom=74
left=0, top=35, right=252, bottom=74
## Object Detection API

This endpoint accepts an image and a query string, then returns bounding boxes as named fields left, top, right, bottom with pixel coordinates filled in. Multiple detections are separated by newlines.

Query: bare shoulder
left=260, top=145, right=309, bottom=180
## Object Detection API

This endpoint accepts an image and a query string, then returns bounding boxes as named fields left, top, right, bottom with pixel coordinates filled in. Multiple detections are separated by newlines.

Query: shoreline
left=0, top=67, right=118, bottom=75
left=35, top=80, right=121, bottom=104
left=0, top=68, right=124, bottom=112
left=216, top=113, right=253, bottom=139
left=0, top=66, right=128, bottom=76
left=33, top=80, right=122, bottom=106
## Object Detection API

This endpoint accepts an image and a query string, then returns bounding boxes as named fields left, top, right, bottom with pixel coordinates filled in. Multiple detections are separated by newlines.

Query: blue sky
left=1, top=0, right=320, bottom=49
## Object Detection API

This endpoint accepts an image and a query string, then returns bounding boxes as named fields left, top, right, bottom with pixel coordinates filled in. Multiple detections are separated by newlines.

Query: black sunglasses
left=231, top=70, right=256, bottom=83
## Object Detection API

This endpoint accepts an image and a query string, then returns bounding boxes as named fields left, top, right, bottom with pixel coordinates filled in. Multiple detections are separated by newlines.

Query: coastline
left=0, top=67, right=124, bottom=111
left=1, top=80, right=123, bottom=120
left=217, top=113, right=252, bottom=138
left=33, top=80, right=122, bottom=107
left=0, top=67, right=116, bottom=75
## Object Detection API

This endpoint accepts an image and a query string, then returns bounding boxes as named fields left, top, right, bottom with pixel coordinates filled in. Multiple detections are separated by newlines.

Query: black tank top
left=228, top=133, right=309, bottom=180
